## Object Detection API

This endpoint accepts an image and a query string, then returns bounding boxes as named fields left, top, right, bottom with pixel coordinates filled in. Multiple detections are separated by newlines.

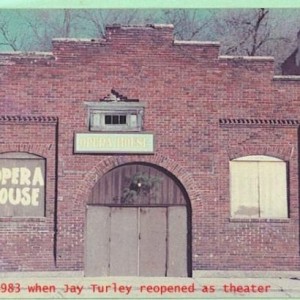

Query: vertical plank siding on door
left=110, top=207, right=139, bottom=276
left=85, top=163, right=190, bottom=277
left=167, top=206, right=188, bottom=277
left=139, top=207, right=167, bottom=276
left=85, top=206, right=110, bottom=276
left=85, top=206, right=188, bottom=276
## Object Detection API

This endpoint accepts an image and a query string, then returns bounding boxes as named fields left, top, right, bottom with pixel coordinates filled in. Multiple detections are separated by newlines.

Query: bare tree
left=262, top=9, right=300, bottom=65
left=0, top=8, right=299, bottom=73
left=208, top=8, right=300, bottom=72
left=76, top=9, right=155, bottom=37
left=160, top=9, right=214, bottom=41
left=20, top=9, right=79, bottom=51
left=210, top=9, right=293, bottom=57
left=0, top=9, right=158, bottom=51
left=0, top=11, right=27, bottom=51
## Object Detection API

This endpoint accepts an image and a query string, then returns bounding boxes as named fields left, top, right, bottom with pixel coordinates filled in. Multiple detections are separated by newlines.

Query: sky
left=2, top=0, right=300, bottom=9
left=1, top=1, right=300, bottom=52
left=0, top=9, right=211, bottom=51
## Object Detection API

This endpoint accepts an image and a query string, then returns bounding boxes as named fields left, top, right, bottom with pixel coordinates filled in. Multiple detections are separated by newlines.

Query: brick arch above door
left=89, top=163, right=187, bottom=206
left=84, top=159, right=193, bottom=277
left=75, top=154, right=198, bottom=207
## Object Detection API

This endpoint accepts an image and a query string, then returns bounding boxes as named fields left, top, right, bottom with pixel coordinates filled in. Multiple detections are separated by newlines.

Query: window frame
left=230, top=155, right=288, bottom=219
left=86, top=101, right=145, bottom=132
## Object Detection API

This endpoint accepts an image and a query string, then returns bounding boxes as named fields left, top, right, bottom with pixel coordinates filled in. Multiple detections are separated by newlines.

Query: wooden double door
left=85, top=205, right=187, bottom=277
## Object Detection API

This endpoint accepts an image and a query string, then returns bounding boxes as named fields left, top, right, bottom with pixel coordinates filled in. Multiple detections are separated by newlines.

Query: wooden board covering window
left=230, top=161, right=259, bottom=218
left=258, top=161, right=287, bottom=218
left=230, top=156, right=288, bottom=218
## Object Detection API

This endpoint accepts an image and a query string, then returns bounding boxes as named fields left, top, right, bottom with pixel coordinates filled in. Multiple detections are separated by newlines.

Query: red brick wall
left=0, top=25, right=299, bottom=272
left=215, top=124, right=299, bottom=270
left=0, top=118, right=57, bottom=271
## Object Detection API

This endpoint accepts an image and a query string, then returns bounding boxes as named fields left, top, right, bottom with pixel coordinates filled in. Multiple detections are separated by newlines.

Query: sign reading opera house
left=74, top=133, right=154, bottom=154
left=0, top=153, right=45, bottom=217
left=0, top=24, right=299, bottom=276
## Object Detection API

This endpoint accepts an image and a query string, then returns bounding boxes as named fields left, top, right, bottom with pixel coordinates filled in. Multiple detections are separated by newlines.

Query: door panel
left=85, top=205, right=188, bottom=277
left=139, top=207, right=167, bottom=276
left=85, top=206, right=110, bottom=276
left=109, top=207, right=139, bottom=276
left=167, top=206, right=187, bottom=277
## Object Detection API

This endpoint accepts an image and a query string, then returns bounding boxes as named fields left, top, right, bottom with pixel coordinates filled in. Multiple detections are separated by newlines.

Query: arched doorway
left=84, top=163, right=191, bottom=277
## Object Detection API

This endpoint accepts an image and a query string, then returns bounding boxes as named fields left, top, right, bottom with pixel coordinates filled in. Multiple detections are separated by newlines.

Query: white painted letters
left=32, top=167, right=44, bottom=186
left=0, top=166, right=45, bottom=207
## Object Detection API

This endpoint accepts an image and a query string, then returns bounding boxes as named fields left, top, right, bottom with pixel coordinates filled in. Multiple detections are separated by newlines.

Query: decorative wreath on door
left=121, top=172, right=162, bottom=204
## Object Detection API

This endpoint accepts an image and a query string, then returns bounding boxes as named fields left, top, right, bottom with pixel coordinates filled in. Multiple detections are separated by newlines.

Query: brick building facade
left=0, top=24, right=299, bottom=276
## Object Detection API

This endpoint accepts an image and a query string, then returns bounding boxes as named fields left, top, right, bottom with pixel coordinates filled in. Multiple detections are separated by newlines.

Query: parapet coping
left=0, top=51, right=56, bottom=61
left=150, top=24, right=174, bottom=29
left=51, top=37, right=221, bottom=48
left=273, top=75, right=300, bottom=81
left=174, top=40, right=220, bottom=46
left=52, top=38, right=106, bottom=43
left=106, top=23, right=174, bottom=29
left=0, top=51, right=53, bottom=56
left=219, top=55, right=274, bottom=61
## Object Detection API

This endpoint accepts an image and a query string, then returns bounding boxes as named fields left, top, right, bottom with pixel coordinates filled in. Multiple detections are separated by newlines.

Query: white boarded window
left=230, top=155, right=288, bottom=218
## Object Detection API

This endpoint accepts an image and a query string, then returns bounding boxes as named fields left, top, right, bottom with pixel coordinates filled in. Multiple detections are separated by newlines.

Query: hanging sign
left=74, top=133, right=154, bottom=154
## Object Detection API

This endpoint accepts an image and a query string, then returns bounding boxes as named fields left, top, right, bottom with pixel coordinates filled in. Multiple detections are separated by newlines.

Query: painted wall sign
left=0, top=153, right=45, bottom=217
left=74, top=133, right=154, bottom=154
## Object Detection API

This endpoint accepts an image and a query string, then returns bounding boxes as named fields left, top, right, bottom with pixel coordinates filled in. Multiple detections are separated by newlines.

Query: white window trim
left=230, top=155, right=288, bottom=219
left=233, top=155, right=282, bottom=162
left=85, top=101, right=145, bottom=132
